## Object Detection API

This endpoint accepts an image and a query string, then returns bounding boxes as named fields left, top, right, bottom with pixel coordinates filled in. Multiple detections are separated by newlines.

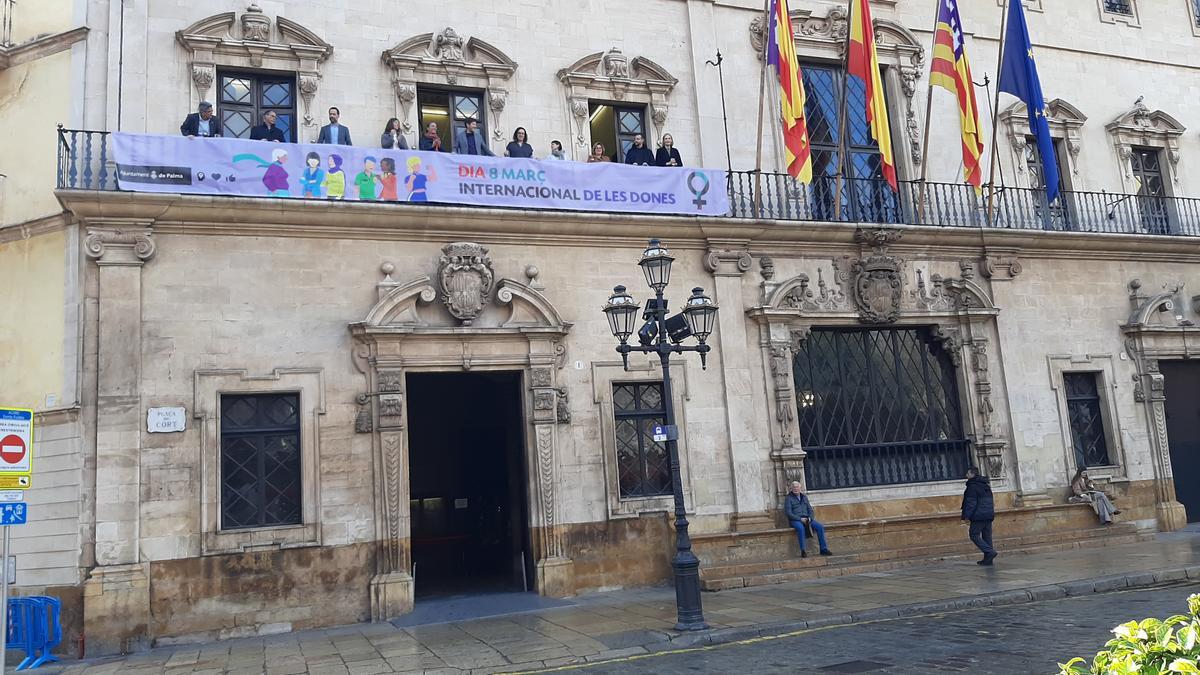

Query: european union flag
left=998, top=0, right=1060, bottom=203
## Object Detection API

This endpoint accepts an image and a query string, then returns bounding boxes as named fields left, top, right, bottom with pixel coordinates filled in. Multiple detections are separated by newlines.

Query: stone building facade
left=4, top=0, right=1200, bottom=656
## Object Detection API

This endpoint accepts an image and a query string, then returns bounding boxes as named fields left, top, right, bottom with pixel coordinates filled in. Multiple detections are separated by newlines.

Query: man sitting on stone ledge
left=785, top=481, right=832, bottom=558
left=1069, top=468, right=1121, bottom=525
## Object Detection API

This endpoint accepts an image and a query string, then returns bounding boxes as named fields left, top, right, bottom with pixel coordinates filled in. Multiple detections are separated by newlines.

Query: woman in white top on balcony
left=546, top=140, right=567, bottom=161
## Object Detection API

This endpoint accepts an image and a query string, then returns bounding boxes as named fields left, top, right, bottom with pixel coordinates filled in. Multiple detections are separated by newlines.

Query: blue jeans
left=789, top=519, right=828, bottom=552
left=969, top=520, right=995, bottom=556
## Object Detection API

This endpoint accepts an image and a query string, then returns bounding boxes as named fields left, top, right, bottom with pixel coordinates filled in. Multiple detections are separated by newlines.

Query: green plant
left=1058, top=593, right=1200, bottom=674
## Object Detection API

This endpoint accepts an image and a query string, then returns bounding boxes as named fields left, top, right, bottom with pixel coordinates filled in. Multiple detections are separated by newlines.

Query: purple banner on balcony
left=111, top=133, right=730, bottom=217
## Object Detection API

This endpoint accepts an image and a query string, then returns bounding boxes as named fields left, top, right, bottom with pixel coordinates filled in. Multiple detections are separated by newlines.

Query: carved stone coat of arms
left=438, top=242, right=495, bottom=324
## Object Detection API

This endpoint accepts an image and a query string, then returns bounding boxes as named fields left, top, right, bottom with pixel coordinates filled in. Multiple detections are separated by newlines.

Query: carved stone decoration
left=378, top=371, right=402, bottom=392
left=1000, top=99, right=1087, bottom=179
left=355, top=394, right=373, bottom=433
left=382, top=29, right=517, bottom=138
left=534, top=391, right=556, bottom=411
left=703, top=248, right=753, bottom=276
left=535, top=425, right=563, bottom=560
left=768, top=343, right=796, bottom=447
left=981, top=255, right=1023, bottom=280
left=836, top=229, right=905, bottom=324
left=434, top=27, right=465, bottom=61
left=240, top=3, right=271, bottom=42
left=1106, top=100, right=1186, bottom=186
left=759, top=256, right=775, bottom=281
left=959, top=259, right=976, bottom=280
left=298, top=75, right=319, bottom=127
left=555, top=388, right=571, bottom=424
left=782, top=269, right=847, bottom=312
left=930, top=325, right=962, bottom=367
left=558, top=49, right=677, bottom=146
left=83, top=226, right=157, bottom=265
left=437, top=242, right=495, bottom=325
left=909, top=270, right=952, bottom=311
left=177, top=10, right=331, bottom=115
left=191, top=65, right=215, bottom=102
left=531, top=367, right=552, bottom=388
left=488, top=90, right=508, bottom=142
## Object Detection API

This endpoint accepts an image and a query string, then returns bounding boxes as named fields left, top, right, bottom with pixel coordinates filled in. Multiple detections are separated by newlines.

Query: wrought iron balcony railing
left=803, top=439, right=973, bottom=491
left=56, top=128, right=1200, bottom=237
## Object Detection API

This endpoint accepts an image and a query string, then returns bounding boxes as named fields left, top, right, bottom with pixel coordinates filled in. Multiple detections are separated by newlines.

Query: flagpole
left=916, top=0, right=943, bottom=223
left=833, top=0, right=854, bottom=222
left=984, top=0, right=1011, bottom=227
left=753, top=0, right=772, bottom=219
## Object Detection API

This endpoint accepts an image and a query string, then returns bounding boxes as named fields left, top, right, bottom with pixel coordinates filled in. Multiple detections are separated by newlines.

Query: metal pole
left=752, top=0, right=772, bottom=218
left=985, top=0, right=1012, bottom=227
left=916, top=0, right=944, bottom=223
left=655, top=289, right=707, bottom=632
left=1, top=524, right=9, bottom=673
left=706, top=50, right=734, bottom=180
left=833, top=0, right=854, bottom=222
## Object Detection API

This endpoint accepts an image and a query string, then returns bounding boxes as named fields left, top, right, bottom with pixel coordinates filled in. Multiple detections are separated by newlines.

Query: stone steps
left=700, top=523, right=1147, bottom=591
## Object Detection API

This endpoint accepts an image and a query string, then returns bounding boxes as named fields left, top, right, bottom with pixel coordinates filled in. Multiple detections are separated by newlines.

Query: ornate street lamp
left=602, top=238, right=717, bottom=632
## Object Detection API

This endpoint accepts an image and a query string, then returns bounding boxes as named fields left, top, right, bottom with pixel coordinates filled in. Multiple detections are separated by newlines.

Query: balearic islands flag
left=766, top=0, right=813, bottom=182
left=847, top=0, right=897, bottom=190
left=929, top=0, right=985, bottom=192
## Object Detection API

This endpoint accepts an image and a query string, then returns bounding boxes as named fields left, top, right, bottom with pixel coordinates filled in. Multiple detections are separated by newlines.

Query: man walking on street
left=785, top=481, right=832, bottom=558
left=961, top=466, right=997, bottom=565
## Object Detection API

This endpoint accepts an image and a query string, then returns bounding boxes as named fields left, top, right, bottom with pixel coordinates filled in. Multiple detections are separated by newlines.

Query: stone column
left=530, top=364, right=574, bottom=597
left=369, top=369, right=414, bottom=620
left=705, top=248, right=772, bottom=531
left=82, top=223, right=155, bottom=654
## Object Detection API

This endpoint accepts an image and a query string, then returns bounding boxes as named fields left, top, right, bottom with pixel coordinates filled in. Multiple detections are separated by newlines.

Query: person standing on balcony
left=380, top=118, right=409, bottom=149
left=587, top=142, right=610, bottom=163
left=624, top=134, right=654, bottom=166
left=453, top=118, right=494, bottom=156
left=961, top=466, right=998, bottom=565
left=784, top=481, right=832, bottom=558
left=655, top=133, right=683, bottom=167
left=504, top=127, right=534, bottom=158
left=250, top=110, right=285, bottom=142
left=180, top=101, right=222, bottom=137
left=317, top=107, right=352, bottom=146
left=420, top=122, right=444, bottom=152
left=546, top=140, right=567, bottom=161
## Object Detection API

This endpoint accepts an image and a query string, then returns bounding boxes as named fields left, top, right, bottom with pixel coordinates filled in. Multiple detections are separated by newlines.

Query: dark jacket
left=381, top=132, right=409, bottom=149
left=250, top=123, right=286, bottom=142
left=655, top=147, right=683, bottom=167
left=419, top=135, right=444, bottom=152
left=624, top=145, right=655, bottom=166
left=961, top=475, right=995, bottom=522
left=505, top=141, right=534, bottom=158
left=784, top=492, right=815, bottom=522
left=317, top=123, right=352, bottom=146
left=179, top=112, right=222, bottom=137
left=453, top=128, right=494, bottom=156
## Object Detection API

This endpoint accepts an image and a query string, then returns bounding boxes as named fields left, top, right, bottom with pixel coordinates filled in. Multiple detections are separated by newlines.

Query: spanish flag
left=847, top=0, right=897, bottom=190
left=766, top=0, right=813, bottom=182
left=930, top=0, right=984, bottom=192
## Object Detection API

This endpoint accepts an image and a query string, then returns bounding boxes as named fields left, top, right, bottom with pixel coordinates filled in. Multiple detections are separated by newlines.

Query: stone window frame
left=1105, top=102, right=1186, bottom=193
left=1047, top=354, right=1127, bottom=480
left=999, top=98, right=1086, bottom=188
left=557, top=48, right=677, bottom=157
left=1189, top=0, right=1200, bottom=37
left=1097, top=0, right=1141, bottom=27
left=748, top=7, right=926, bottom=178
left=175, top=6, right=332, bottom=138
left=995, top=0, right=1044, bottom=12
left=381, top=27, right=517, bottom=148
left=591, top=360, right=694, bottom=519
left=193, top=368, right=326, bottom=555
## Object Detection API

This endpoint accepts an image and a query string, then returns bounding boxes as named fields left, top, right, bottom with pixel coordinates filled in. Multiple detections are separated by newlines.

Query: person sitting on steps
left=784, top=481, right=832, bottom=558
left=1069, top=467, right=1121, bottom=525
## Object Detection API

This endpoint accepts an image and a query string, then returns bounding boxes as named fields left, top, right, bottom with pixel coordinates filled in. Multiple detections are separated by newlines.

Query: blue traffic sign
left=0, top=502, right=27, bottom=525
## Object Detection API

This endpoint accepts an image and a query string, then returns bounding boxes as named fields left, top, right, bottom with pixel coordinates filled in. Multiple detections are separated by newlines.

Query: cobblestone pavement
left=31, top=531, right=1200, bottom=674
left=546, top=581, right=1200, bottom=674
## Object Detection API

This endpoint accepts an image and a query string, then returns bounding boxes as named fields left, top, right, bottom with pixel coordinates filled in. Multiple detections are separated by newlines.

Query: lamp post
left=602, top=239, right=718, bottom=632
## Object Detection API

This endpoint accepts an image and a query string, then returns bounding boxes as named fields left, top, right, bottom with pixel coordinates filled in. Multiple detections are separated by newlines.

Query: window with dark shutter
left=220, top=393, right=303, bottom=529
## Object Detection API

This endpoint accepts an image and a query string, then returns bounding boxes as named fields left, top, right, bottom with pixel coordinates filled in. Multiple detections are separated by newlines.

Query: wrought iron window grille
left=612, top=382, right=672, bottom=498
left=219, top=393, right=303, bottom=530
left=1064, top=372, right=1112, bottom=468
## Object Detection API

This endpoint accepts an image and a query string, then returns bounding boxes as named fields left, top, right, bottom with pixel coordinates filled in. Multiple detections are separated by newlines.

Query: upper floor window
left=589, top=103, right=646, bottom=162
left=218, top=71, right=297, bottom=142
left=612, top=382, right=671, bottom=498
left=1064, top=373, right=1112, bottom=467
left=1130, top=146, right=1171, bottom=234
left=1024, top=136, right=1073, bottom=230
left=220, top=393, right=303, bottom=529
left=1103, top=0, right=1133, bottom=15
left=417, top=87, right=485, bottom=153
left=802, top=62, right=898, bottom=223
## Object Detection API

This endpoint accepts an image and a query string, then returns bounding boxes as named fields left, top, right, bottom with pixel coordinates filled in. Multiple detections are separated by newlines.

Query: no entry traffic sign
left=0, top=410, right=33, bottom=489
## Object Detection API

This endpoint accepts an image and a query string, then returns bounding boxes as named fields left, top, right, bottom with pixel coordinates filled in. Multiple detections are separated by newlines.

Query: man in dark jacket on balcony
left=961, top=466, right=997, bottom=565
left=784, top=481, right=832, bottom=558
